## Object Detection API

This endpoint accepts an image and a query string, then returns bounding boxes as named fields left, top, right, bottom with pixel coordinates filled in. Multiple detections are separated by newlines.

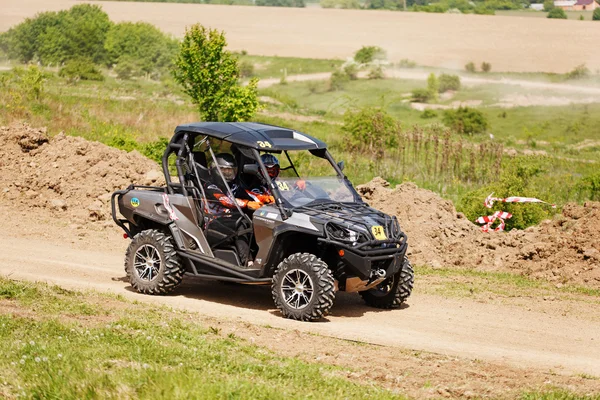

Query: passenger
left=245, top=154, right=305, bottom=206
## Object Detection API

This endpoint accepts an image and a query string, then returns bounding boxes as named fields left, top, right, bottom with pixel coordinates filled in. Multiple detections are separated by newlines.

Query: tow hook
left=371, top=269, right=386, bottom=279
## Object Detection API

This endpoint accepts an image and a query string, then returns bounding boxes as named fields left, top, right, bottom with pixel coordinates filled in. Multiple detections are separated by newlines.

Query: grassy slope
left=0, top=278, right=404, bottom=399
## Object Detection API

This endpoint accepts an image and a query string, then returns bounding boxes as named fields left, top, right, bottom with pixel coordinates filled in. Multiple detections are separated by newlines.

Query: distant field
left=3, top=0, right=600, bottom=73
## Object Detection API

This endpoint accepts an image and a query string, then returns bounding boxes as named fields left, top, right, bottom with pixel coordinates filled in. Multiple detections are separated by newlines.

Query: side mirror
left=243, top=164, right=260, bottom=176
left=337, top=160, right=345, bottom=171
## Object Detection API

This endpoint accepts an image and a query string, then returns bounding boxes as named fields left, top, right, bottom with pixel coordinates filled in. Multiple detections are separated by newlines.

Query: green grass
left=238, top=54, right=344, bottom=79
left=416, top=265, right=600, bottom=299
left=521, top=390, right=600, bottom=400
left=0, top=277, right=406, bottom=399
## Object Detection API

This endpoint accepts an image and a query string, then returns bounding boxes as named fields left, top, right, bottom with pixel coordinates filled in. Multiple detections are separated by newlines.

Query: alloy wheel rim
left=134, top=244, right=161, bottom=282
left=281, top=269, right=314, bottom=310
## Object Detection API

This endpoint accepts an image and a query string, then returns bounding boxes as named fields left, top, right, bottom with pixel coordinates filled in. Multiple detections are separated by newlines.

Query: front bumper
left=319, top=234, right=408, bottom=280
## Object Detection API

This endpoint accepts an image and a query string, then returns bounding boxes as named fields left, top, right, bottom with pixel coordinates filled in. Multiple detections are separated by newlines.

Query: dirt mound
left=357, top=178, right=600, bottom=290
left=0, top=123, right=164, bottom=227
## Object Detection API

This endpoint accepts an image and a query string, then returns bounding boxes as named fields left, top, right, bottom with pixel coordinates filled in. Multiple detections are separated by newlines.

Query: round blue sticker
left=131, top=198, right=140, bottom=207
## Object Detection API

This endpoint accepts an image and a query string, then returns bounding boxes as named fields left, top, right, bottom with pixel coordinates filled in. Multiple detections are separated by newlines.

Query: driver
left=204, top=153, right=261, bottom=213
left=203, top=153, right=259, bottom=266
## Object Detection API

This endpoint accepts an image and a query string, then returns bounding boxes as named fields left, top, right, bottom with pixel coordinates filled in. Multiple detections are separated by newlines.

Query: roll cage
left=162, top=123, right=347, bottom=220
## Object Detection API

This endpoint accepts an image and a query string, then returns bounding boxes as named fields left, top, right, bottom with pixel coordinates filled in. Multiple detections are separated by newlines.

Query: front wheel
left=124, top=229, right=185, bottom=295
left=360, top=257, right=414, bottom=309
left=272, top=253, right=335, bottom=321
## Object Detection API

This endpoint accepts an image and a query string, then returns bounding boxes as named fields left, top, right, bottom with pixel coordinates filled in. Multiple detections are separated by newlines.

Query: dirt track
left=3, top=0, right=600, bottom=73
left=2, top=227, right=600, bottom=378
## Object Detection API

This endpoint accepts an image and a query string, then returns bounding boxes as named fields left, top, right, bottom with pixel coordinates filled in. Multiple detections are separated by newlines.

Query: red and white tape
left=476, top=193, right=555, bottom=232
left=484, top=193, right=556, bottom=210
left=476, top=210, right=513, bottom=232
left=162, top=193, right=179, bottom=221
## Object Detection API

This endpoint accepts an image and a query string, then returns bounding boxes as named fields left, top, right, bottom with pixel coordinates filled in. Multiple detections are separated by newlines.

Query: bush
left=565, top=64, right=590, bottom=80
left=354, top=46, right=386, bottom=64
left=344, top=63, right=359, bottom=80
left=367, top=65, right=385, bottom=79
left=239, top=60, right=255, bottom=78
left=321, top=0, right=361, bottom=8
left=458, top=157, right=554, bottom=231
left=256, top=0, right=305, bottom=6
left=481, top=62, right=492, bottom=73
left=59, top=58, right=104, bottom=82
left=543, top=0, right=554, bottom=11
left=329, top=70, right=350, bottom=91
left=577, top=172, right=600, bottom=201
left=0, top=4, right=112, bottom=65
left=105, top=22, right=178, bottom=78
left=442, top=106, right=489, bottom=135
left=114, top=57, right=143, bottom=80
left=142, top=137, right=170, bottom=164
left=367, top=0, right=404, bottom=10
left=411, top=88, right=431, bottom=103
left=398, top=59, right=416, bottom=68
left=343, top=106, right=399, bottom=151
left=594, top=8, right=600, bottom=20
left=420, top=109, right=438, bottom=119
left=465, top=62, right=476, bottom=73
left=438, top=74, right=461, bottom=92
left=548, top=8, right=567, bottom=18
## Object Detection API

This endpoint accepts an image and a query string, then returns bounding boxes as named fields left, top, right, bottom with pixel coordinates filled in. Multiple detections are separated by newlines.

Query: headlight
left=326, top=223, right=365, bottom=244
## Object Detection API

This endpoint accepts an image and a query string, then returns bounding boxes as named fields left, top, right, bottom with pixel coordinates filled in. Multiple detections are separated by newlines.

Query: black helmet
left=261, top=153, right=280, bottom=179
left=211, top=153, right=237, bottom=183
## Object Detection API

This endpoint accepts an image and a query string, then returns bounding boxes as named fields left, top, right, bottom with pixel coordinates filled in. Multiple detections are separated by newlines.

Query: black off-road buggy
left=111, top=122, right=413, bottom=321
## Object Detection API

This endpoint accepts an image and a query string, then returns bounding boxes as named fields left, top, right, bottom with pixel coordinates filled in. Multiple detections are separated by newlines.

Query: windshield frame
left=254, top=148, right=361, bottom=210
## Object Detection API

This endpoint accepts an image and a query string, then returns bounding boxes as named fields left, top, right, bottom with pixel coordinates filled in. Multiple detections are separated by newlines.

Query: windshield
left=275, top=177, right=359, bottom=208
left=257, top=149, right=361, bottom=207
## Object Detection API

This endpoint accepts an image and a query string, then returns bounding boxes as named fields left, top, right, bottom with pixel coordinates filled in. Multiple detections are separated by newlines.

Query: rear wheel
left=272, top=253, right=335, bottom=321
left=360, top=257, right=414, bottom=309
left=125, top=229, right=184, bottom=295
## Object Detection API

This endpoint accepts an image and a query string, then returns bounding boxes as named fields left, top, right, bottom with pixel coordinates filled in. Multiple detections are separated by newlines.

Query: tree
left=427, top=73, right=439, bottom=102
left=105, top=22, right=178, bottom=77
left=354, top=46, right=386, bottom=64
left=0, top=5, right=112, bottom=64
left=543, top=0, right=554, bottom=11
left=593, top=8, right=600, bottom=20
left=547, top=7, right=567, bottom=18
left=465, top=61, right=476, bottom=73
left=438, top=74, right=461, bottom=92
left=172, top=24, right=259, bottom=122
left=481, top=62, right=492, bottom=72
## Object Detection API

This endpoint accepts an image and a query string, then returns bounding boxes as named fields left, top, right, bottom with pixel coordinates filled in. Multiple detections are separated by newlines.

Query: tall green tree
left=172, top=24, right=259, bottom=122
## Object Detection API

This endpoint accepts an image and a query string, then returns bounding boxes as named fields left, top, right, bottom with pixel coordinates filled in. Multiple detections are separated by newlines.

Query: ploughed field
left=3, top=0, right=600, bottom=73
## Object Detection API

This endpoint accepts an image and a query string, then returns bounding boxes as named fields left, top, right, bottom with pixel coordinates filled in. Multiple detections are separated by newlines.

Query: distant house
left=573, top=0, right=599, bottom=10
left=554, top=0, right=599, bottom=9
left=554, top=0, right=576, bottom=9
left=530, top=3, right=544, bottom=10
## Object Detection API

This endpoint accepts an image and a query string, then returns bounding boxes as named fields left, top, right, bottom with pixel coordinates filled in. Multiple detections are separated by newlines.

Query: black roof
left=174, top=122, right=327, bottom=151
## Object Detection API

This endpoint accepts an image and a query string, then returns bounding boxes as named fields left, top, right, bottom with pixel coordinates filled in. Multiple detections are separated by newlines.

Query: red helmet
left=261, top=154, right=280, bottom=179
